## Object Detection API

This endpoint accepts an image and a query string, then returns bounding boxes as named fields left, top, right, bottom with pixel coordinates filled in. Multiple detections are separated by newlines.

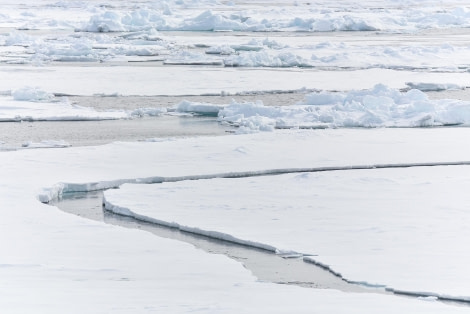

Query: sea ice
left=103, top=166, right=470, bottom=300
left=5, top=130, right=470, bottom=312
left=2, top=0, right=470, bottom=312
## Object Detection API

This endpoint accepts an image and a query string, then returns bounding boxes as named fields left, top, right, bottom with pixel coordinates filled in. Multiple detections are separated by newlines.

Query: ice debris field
left=3, top=84, right=470, bottom=131
left=2, top=0, right=470, bottom=313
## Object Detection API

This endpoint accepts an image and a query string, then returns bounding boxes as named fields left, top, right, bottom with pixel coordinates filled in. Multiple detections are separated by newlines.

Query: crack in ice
left=41, top=160, right=470, bottom=306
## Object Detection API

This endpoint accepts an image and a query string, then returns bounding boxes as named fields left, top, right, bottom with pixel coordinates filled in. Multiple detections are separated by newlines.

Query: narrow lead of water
left=0, top=115, right=232, bottom=149
left=51, top=190, right=379, bottom=293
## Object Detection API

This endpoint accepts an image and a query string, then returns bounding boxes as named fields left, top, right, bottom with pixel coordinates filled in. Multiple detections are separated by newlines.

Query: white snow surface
left=4, top=129, right=470, bottom=312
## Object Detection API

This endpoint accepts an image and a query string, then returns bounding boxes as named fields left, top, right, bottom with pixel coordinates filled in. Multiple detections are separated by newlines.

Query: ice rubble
left=224, top=51, right=311, bottom=67
left=176, top=84, right=470, bottom=131
left=221, top=42, right=470, bottom=71
left=4, top=84, right=470, bottom=129
left=3, top=1, right=470, bottom=71
left=74, top=4, right=470, bottom=33
left=1, top=29, right=168, bottom=64
left=5, top=27, right=470, bottom=71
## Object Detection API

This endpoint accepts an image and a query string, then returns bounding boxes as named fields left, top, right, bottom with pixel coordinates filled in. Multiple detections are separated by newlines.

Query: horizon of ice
left=72, top=4, right=470, bottom=33
left=2, top=1, right=470, bottom=72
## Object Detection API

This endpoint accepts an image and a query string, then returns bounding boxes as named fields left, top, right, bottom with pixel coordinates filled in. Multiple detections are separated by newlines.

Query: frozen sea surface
left=104, top=166, right=470, bottom=301
left=4, top=129, right=470, bottom=313
left=3, top=0, right=470, bottom=312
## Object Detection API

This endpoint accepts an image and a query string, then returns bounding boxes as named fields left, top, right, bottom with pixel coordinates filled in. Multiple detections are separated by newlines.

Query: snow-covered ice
left=4, top=130, right=470, bottom=312
left=3, top=130, right=470, bottom=312
left=3, top=0, right=470, bottom=312
left=104, top=166, right=470, bottom=300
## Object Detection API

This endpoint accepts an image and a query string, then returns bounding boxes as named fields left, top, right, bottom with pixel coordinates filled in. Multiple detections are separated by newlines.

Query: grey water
left=0, top=115, right=231, bottom=148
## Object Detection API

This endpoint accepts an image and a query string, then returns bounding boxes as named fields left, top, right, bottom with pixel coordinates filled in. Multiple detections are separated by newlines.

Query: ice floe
left=103, top=165, right=470, bottom=300
left=6, top=127, right=470, bottom=312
